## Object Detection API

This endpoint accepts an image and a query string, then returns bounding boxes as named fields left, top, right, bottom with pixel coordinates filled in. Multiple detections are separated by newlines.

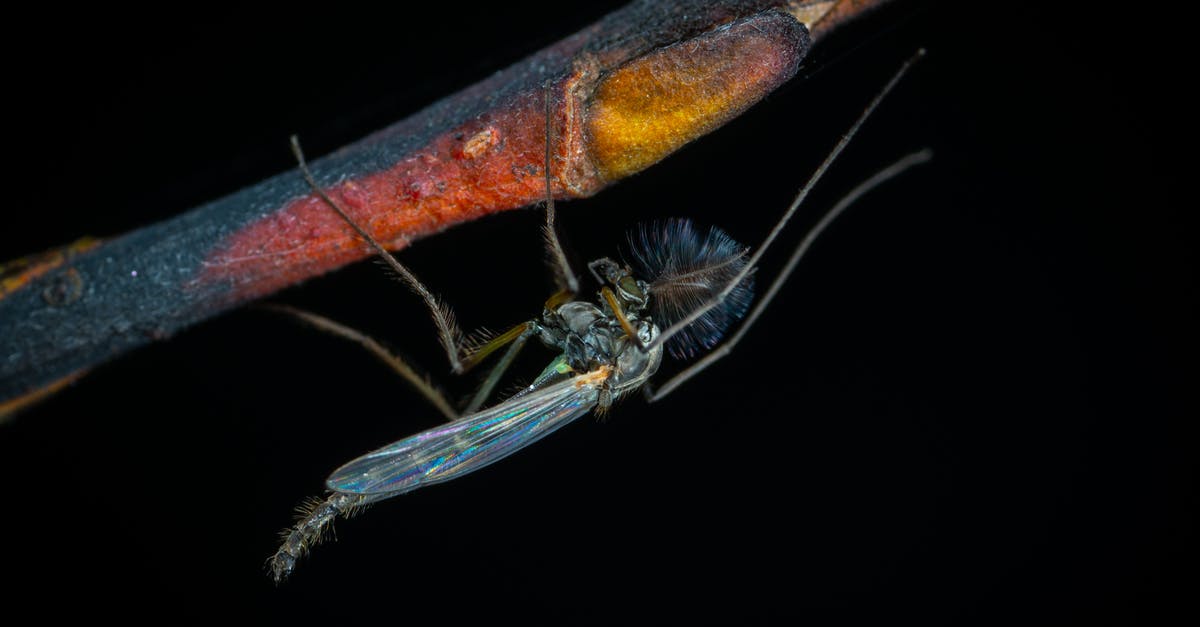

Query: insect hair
left=268, top=492, right=372, bottom=583
left=626, top=219, right=755, bottom=360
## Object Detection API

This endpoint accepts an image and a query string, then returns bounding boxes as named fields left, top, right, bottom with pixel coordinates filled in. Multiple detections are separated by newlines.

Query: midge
left=268, top=51, right=930, bottom=582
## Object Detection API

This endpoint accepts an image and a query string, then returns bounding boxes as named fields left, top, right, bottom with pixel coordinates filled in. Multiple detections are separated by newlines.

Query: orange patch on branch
left=585, top=11, right=805, bottom=182
left=0, top=237, right=100, bottom=301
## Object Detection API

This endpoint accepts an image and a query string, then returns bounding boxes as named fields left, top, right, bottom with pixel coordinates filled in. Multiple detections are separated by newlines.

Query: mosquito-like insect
left=267, top=51, right=931, bottom=582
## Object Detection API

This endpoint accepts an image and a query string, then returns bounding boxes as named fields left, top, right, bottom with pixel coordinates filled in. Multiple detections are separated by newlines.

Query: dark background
left=1, top=2, right=1192, bottom=624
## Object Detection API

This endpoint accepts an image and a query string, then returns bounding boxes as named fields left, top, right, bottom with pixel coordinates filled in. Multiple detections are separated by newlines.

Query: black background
left=1, top=2, right=1193, bottom=624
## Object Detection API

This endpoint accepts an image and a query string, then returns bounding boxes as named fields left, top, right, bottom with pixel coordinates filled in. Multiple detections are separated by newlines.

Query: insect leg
left=461, top=321, right=539, bottom=414
left=459, top=287, right=574, bottom=411
left=643, top=49, right=926, bottom=356
left=541, top=81, right=580, bottom=293
left=600, top=286, right=643, bottom=347
left=290, top=136, right=469, bottom=374
left=544, top=288, right=576, bottom=310
left=259, top=303, right=459, bottom=421
left=644, top=149, right=932, bottom=402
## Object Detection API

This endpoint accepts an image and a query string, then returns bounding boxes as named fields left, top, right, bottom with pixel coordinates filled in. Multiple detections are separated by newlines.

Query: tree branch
left=0, top=0, right=894, bottom=415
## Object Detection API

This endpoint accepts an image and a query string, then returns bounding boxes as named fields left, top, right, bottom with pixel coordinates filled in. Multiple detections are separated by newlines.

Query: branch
left=0, top=0, right=895, bottom=416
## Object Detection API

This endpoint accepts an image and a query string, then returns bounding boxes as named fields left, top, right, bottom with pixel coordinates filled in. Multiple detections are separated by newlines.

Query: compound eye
left=589, top=258, right=623, bottom=285
left=618, top=275, right=645, bottom=305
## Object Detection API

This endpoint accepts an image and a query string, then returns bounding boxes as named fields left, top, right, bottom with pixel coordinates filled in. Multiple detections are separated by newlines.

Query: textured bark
left=0, top=0, right=893, bottom=413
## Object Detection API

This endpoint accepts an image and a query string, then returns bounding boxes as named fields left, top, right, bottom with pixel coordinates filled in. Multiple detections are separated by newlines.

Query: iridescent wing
left=326, top=368, right=609, bottom=495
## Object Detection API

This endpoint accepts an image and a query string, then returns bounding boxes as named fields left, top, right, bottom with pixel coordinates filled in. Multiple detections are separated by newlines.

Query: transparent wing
left=326, top=370, right=606, bottom=495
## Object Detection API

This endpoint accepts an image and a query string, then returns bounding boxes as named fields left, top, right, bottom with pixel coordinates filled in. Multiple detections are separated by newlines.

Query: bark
left=0, top=0, right=893, bottom=415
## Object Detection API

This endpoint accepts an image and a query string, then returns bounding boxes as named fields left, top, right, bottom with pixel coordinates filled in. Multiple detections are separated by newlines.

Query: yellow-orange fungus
left=585, top=11, right=805, bottom=182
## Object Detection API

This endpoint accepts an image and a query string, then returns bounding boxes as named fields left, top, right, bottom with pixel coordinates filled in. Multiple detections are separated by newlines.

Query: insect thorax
left=538, top=300, right=662, bottom=394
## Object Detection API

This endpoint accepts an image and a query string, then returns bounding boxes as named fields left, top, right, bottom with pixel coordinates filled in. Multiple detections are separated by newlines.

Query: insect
left=267, top=51, right=930, bottom=582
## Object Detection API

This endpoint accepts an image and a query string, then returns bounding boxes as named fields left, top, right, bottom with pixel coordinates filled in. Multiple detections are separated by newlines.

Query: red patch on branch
left=198, top=92, right=556, bottom=302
